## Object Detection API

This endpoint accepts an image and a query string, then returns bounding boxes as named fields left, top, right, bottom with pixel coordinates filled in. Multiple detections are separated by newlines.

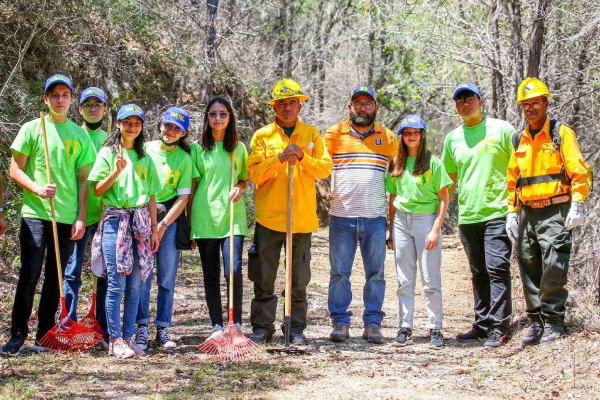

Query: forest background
left=0, top=0, right=599, bottom=328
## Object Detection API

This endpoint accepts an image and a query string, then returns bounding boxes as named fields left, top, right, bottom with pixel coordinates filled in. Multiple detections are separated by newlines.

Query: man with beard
left=507, top=78, right=590, bottom=347
left=324, top=86, right=398, bottom=344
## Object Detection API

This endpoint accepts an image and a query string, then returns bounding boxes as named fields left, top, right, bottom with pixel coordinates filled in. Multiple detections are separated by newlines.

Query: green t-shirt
left=441, top=117, right=516, bottom=224
left=88, top=147, right=161, bottom=209
left=190, top=141, right=248, bottom=238
left=144, top=141, right=193, bottom=203
left=85, top=128, right=108, bottom=226
left=386, top=155, right=453, bottom=215
left=10, top=116, right=95, bottom=224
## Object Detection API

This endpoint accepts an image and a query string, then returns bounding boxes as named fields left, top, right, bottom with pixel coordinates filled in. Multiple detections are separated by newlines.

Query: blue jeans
left=328, top=216, right=387, bottom=327
left=136, top=222, right=180, bottom=327
left=102, top=216, right=143, bottom=340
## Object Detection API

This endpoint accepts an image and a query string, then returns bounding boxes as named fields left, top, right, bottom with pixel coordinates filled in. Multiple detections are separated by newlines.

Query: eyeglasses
left=455, top=96, right=478, bottom=107
left=521, top=100, right=545, bottom=110
left=351, top=102, right=375, bottom=110
left=208, top=112, right=229, bottom=120
left=81, top=102, right=105, bottom=111
left=402, top=131, right=421, bottom=137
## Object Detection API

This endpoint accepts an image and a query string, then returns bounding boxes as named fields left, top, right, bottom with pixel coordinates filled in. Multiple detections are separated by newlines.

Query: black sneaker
left=249, top=328, right=272, bottom=344
left=521, top=323, right=544, bottom=348
left=429, top=329, right=444, bottom=349
left=362, top=325, right=384, bottom=344
left=483, top=330, right=509, bottom=348
left=392, top=328, right=413, bottom=347
left=329, top=324, right=350, bottom=343
left=290, top=329, right=309, bottom=346
left=456, top=328, right=487, bottom=342
left=540, top=324, right=564, bottom=344
left=0, top=337, right=26, bottom=356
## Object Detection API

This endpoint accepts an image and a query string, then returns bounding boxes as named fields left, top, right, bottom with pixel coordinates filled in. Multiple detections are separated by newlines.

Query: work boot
left=249, top=328, right=272, bottom=344
left=483, top=330, right=509, bottom=348
left=362, top=325, right=384, bottom=344
left=329, top=324, right=350, bottom=343
left=521, top=323, right=544, bottom=348
left=392, top=328, right=413, bottom=347
left=290, top=329, right=309, bottom=346
left=456, top=328, right=487, bottom=342
left=540, top=324, right=564, bottom=344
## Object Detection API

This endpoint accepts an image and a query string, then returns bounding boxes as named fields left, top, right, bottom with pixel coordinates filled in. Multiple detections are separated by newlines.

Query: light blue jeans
left=393, top=211, right=443, bottom=329
left=136, top=222, right=180, bottom=327
left=64, top=223, right=97, bottom=320
left=102, top=216, right=143, bottom=340
left=328, top=215, right=387, bottom=327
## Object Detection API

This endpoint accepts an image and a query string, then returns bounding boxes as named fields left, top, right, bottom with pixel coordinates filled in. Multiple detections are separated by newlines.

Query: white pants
left=393, top=211, right=443, bottom=329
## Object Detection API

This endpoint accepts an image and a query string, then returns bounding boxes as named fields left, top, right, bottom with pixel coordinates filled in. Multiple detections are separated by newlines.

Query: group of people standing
left=0, top=73, right=590, bottom=358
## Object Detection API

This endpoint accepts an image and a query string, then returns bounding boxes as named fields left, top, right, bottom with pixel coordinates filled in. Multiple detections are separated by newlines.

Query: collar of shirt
left=349, top=123, right=376, bottom=140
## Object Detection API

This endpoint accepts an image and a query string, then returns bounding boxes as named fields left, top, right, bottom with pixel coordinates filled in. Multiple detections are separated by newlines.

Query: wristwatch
left=159, top=220, right=168, bottom=229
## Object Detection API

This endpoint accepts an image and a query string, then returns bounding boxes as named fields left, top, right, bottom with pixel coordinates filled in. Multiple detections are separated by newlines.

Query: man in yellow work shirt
left=507, top=77, right=590, bottom=347
left=247, top=79, right=332, bottom=344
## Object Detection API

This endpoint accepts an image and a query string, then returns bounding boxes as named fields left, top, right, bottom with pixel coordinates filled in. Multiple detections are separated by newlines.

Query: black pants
left=248, top=223, right=312, bottom=334
left=196, top=236, right=244, bottom=326
left=458, top=217, right=512, bottom=334
left=11, top=218, right=73, bottom=341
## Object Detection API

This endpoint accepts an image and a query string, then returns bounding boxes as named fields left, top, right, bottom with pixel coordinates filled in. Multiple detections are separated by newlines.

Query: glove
left=565, top=202, right=584, bottom=230
left=506, top=212, right=519, bottom=243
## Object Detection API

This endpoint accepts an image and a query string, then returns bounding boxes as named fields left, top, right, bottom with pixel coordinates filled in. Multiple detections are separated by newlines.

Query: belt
left=523, top=194, right=571, bottom=209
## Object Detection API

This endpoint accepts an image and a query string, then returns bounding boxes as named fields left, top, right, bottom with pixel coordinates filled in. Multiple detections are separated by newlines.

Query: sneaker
left=540, top=324, right=564, bottom=344
left=392, top=328, right=413, bottom=347
left=208, top=324, right=224, bottom=340
left=429, top=329, right=444, bottom=349
left=248, top=328, right=272, bottom=344
left=109, top=338, right=135, bottom=359
left=290, top=329, right=309, bottom=346
left=521, top=323, right=544, bottom=348
left=483, top=330, right=509, bottom=348
left=98, top=338, right=109, bottom=351
left=32, top=341, right=48, bottom=353
left=234, top=323, right=244, bottom=335
left=456, top=328, right=487, bottom=342
left=0, top=336, right=25, bottom=356
left=329, top=324, right=350, bottom=343
left=156, top=327, right=176, bottom=349
left=135, top=325, right=149, bottom=351
left=362, top=325, right=384, bottom=344
left=125, top=337, right=145, bottom=356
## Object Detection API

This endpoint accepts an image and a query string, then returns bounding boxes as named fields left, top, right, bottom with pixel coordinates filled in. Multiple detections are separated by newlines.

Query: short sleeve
left=11, top=123, right=33, bottom=157
left=76, top=133, right=96, bottom=169
left=441, top=134, right=457, bottom=174
left=238, top=142, right=248, bottom=180
left=190, top=143, right=203, bottom=179
left=88, top=147, right=112, bottom=182
left=432, top=157, right=453, bottom=191
left=177, top=156, right=193, bottom=191
left=385, top=173, right=397, bottom=194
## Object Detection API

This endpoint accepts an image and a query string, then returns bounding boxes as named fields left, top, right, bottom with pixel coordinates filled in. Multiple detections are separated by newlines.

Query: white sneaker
left=109, top=338, right=135, bottom=359
left=135, top=325, right=149, bottom=351
left=209, top=324, right=224, bottom=339
left=125, top=337, right=145, bottom=356
left=156, top=327, right=176, bottom=349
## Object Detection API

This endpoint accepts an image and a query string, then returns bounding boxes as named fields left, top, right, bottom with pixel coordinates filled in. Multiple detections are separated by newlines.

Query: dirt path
left=1, top=230, right=599, bottom=399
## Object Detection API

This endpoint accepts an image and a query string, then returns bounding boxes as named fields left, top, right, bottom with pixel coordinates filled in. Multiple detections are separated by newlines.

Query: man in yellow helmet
left=247, top=79, right=332, bottom=344
left=507, top=77, right=590, bottom=347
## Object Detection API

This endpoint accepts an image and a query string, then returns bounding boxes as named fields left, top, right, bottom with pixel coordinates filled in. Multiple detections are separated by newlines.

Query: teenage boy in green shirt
left=1, top=74, right=95, bottom=356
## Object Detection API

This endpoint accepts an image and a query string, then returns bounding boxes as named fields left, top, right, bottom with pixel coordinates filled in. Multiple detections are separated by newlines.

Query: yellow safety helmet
left=516, top=77, right=552, bottom=104
left=268, top=78, right=309, bottom=105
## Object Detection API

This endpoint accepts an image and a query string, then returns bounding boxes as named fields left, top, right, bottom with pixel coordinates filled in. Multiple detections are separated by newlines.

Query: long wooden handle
left=40, top=112, right=64, bottom=298
left=228, top=152, right=235, bottom=324
left=284, top=162, right=293, bottom=318
left=106, top=114, right=112, bottom=136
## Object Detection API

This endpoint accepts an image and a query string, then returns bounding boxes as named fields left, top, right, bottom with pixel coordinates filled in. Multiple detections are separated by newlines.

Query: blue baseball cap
left=397, top=115, right=427, bottom=135
left=351, top=86, right=376, bottom=102
left=44, top=74, right=74, bottom=93
left=161, top=107, right=189, bottom=132
left=453, top=82, right=481, bottom=100
left=116, top=104, right=145, bottom=123
left=80, top=87, right=107, bottom=105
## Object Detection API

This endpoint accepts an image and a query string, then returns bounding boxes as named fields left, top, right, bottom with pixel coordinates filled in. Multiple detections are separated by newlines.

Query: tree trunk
left=527, top=0, right=551, bottom=78
left=204, top=0, right=219, bottom=102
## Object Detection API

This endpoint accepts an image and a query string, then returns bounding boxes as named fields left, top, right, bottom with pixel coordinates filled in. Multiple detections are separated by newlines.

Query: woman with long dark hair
left=385, top=115, right=452, bottom=349
left=189, top=97, right=248, bottom=338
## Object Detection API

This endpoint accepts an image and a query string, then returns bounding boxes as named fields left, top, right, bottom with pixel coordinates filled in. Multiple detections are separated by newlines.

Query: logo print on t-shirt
left=166, top=169, right=180, bottom=187
left=374, top=138, right=383, bottom=146
left=419, top=170, right=431, bottom=186
left=64, top=140, right=79, bottom=157
left=136, top=165, right=148, bottom=181
left=480, top=139, right=494, bottom=154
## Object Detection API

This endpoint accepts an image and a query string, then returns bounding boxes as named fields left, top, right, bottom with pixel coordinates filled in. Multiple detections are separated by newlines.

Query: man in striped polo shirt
left=324, top=86, right=398, bottom=344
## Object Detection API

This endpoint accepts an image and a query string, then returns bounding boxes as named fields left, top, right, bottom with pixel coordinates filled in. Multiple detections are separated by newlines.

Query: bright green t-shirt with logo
left=144, top=141, right=193, bottom=203
left=85, top=128, right=107, bottom=226
left=88, top=147, right=161, bottom=209
left=386, top=155, right=453, bottom=215
left=10, top=116, right=95, bottom=224
left=190, top=141, right=248, bottom=238
left=441, top=117, right=516, bottom=225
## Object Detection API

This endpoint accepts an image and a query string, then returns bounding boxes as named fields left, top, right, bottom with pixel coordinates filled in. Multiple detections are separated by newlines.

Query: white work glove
left=565, top=202, right=585, bottom=231
left=506, top=212, right=519, bottom=244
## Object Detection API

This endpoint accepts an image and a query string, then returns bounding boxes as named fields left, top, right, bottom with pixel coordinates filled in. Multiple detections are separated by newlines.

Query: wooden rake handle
left=284, top=162, right=293, bottom=318
left=228, top=151, right=236, bottom=324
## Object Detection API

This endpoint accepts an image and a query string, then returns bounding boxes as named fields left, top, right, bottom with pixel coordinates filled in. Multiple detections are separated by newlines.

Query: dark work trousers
left=518, top=203, right=571, bottom=329
left=458, top=216, right=512, bottom=334
left=248, top=223, right=312, bottom=335
left=11, top=218, right=74, bottom=341
left=196, top=236, right=244, bottom=326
